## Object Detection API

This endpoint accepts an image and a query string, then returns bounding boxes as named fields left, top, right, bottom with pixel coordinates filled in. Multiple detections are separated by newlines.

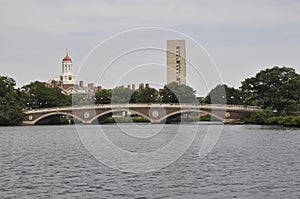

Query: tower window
left=175, top=46, right=180, bottom=55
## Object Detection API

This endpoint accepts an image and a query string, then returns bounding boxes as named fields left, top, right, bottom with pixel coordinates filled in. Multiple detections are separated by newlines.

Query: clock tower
left=61, top=49, right=75, bottom=84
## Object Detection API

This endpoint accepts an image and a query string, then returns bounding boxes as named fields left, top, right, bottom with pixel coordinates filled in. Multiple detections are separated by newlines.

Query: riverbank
left=241, top=109, right=300, bottom=127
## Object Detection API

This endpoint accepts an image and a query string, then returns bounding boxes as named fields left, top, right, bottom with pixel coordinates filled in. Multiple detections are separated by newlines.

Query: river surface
left=0, top=124, right=299, bottom=198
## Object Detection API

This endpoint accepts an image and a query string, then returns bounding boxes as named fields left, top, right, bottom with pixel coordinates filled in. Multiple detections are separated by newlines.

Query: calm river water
left=0, top=124, right=299, bottom=198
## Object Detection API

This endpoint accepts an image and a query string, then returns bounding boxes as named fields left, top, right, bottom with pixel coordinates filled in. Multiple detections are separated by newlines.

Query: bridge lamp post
left=32, top=101, right=36, bottom=109
left=26, top=102, right=31, bottom=109
left=159, top=95, right=163, bottom=103
left=229, top=96, right=234, bottom=104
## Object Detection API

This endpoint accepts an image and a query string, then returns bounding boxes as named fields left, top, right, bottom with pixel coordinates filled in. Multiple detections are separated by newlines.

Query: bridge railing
left=24, top=103, right=261, bottom=114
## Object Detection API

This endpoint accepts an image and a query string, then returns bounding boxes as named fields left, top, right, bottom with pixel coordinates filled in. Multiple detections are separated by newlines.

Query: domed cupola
left=61, top=49, right=75, bottom=84
left=63, top=53, right=72, bottom=62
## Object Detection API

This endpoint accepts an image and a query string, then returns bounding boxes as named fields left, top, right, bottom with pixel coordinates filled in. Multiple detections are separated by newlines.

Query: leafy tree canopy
left=22, top=81, right=71, bottom=108
left=160, top=82, right=197, bottom=103
left=240, top=66, right=300, bottom=113
left=130, top=87, right=159, bottom=103
left=111, top=87, right=134, bottom=103
left=205, top=84, right=243, bottom=105
left=95, top=89, right=112, bottom=104
left=0, top=76, right=24, bottom=125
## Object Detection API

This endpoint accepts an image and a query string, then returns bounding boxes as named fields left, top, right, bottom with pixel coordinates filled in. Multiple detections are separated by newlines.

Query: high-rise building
left=167, top=40, right=186, bottom=85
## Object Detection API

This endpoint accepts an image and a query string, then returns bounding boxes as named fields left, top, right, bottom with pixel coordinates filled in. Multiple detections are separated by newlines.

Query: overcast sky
left=1, top=0, right=300, bottom=96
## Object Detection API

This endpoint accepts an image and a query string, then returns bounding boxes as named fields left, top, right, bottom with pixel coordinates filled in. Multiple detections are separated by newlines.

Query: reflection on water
left=0, top=125, right=299, bottom=198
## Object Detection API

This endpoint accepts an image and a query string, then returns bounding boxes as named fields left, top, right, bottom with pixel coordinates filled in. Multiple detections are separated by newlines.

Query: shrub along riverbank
left=242, top=109, right=300, bottom=127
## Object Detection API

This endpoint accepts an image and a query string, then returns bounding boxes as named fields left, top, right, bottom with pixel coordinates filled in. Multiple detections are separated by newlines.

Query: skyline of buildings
left=45, top=51, right=156, bottom=95
left=46, top=40, right=187, bottom=95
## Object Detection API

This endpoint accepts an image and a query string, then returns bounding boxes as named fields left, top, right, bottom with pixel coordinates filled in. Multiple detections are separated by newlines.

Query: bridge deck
left=24, top=104, right=261, bottom=114
left=23, top=104, right=261, bottom=125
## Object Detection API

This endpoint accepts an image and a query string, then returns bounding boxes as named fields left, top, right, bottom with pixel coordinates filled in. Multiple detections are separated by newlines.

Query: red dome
left=63, top=49, right=72, bottom=61
left=63, top=54, right=72, bottom=61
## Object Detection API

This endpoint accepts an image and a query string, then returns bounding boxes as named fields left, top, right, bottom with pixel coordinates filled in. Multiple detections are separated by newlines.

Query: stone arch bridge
left=23, top=104, right=260, bottom=125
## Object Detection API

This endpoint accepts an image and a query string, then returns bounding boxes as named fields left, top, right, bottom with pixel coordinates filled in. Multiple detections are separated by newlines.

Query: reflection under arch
left=89, top=108, right=152, bottom=124
left=33, top=111, right=84, bottom=125
left=159, top=109, right=224, bottom=123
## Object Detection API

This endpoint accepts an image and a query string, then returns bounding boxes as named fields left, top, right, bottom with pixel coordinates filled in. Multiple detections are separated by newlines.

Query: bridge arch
left=89, top=108, right=151, bottom=124
left=32, top=111, right=85, bottom=124
left=159, top=109, right=224, bottom=123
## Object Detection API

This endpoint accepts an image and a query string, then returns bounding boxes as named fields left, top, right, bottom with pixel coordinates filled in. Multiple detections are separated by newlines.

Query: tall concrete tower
left=167, top=40, right=186, bottom=85
left=61, top=49, right=76, bottom=85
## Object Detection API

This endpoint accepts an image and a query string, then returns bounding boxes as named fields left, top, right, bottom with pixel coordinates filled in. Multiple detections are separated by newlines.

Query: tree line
left=0, top=66, right=299, bottom=126
left=92, top=82, right=197, bottom=105
left=205, top=66, right=300, bottom=126
left=205, top=66, right=300, bottom=113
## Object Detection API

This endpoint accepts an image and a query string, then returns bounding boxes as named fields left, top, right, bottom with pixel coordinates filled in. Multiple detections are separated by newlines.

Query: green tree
left=240, top=66, right=300, bottom=113
left=197, top=97, right=206, bottom=104
left=129, top=90, right=139, bottom=103
left=160, top=82, right=197, bottom=103
left=95, top=89, right=112, bottom=104
left=22, top=81, right=71, bottom=108
left=130, top=87, right=159, bottom=103
left=72, top=93, right=94, bottom=105
left=205, top=84, right=243, bottom=104
left=0, top=76, right=25, bottom=125
left=111, top=87, right=134, bottom=103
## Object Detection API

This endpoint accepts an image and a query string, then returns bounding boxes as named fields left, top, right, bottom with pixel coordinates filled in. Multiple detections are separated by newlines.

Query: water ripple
left=0, top=125, right=299, bottom=198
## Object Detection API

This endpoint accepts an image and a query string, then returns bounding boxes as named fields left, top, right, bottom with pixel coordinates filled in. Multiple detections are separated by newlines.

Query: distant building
left=45, top=50, right=156, bottom=96
left=45, top=50, right=101, bottom=95
left=167, top=40, right=186, bottom=85
left=61, top=50, right=76, bottom=85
